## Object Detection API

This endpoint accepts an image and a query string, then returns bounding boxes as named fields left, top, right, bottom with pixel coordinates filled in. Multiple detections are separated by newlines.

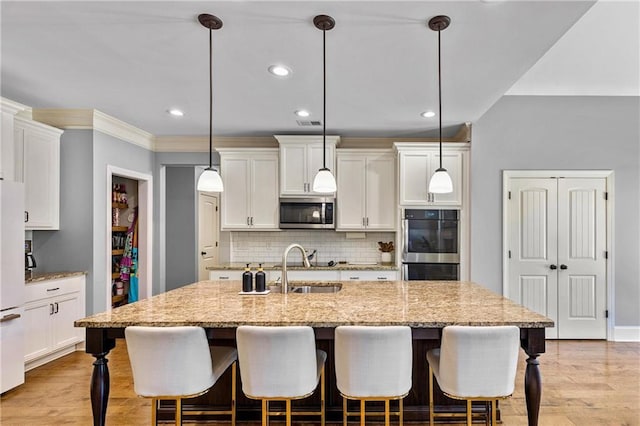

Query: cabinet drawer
left=25, top=276, right=84, bottom=303
left=209, top=270, right=244, bottom=281
left=339, top=270, right=399, bottom=281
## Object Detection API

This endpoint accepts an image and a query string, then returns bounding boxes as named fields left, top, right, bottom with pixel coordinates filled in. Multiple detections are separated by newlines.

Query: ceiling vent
left=296, top=120, right=322, bottom=126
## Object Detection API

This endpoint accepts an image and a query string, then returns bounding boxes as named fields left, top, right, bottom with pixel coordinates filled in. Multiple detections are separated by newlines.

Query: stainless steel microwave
left=279, top=198, right=335, bottom=229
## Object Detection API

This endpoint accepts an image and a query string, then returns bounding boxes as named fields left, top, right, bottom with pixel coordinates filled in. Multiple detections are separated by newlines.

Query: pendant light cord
left=322, top=27, right=327, bottom=169
left=208, top=26, right=213, bottom=169
left=437, top=27, right=443, bottom=170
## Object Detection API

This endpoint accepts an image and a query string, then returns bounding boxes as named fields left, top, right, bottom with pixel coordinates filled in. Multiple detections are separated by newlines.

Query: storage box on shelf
left=336, top=149, right=396, bottom=231
left=275, top=135, right=339, bottom=197
left=218, top=148, right=279, bottom=231
left=24, top=274, right=86, bottom=371
left=394, top=142, right=467, bottom=207
left=14, top=116, right=62, bottom=230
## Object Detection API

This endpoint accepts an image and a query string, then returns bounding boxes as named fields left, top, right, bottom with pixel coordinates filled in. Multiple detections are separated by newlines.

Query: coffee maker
left=25, top=240, right=36, bottom=280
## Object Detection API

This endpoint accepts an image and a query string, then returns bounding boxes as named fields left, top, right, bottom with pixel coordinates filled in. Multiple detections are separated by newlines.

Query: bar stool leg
left=231, top=362, right=237, bottom=426
left=429, top=366, right=435, bottom=426
left=175, top=398, right=181, bottom=426
left=385, top=399, right=390, bottom=426
left=466, top=400, right=472, bottom=426
left=151, top=398, right=158, bottom=426
left=261, top=400, right=267, bottom=426
left=285, top=399, right=292, bottom=426
left=360, top=399, right=365, bottom=426
left=343, top=397, right=348, bottom=426
left=321, top=366, right=326, bottom=426
left=491, top=400, right=497, bottom=426
left=400, top=398, right=404, bottom=425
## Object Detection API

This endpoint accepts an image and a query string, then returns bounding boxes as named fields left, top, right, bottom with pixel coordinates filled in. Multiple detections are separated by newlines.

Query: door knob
left=560, top=264, right=568, bottom=270
left=549, top=264, right=557, bottom=270
left=201, top=251, right=206, bottom=256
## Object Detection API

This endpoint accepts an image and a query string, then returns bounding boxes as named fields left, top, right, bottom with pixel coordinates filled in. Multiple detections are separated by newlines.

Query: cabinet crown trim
left=275, top=135, right=341, bottom=146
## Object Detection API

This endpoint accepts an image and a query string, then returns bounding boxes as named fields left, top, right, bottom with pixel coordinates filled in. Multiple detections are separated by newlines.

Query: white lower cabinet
left=24, top=275, right=86, bottom=371
left=339, top=270, right=399, bottom=281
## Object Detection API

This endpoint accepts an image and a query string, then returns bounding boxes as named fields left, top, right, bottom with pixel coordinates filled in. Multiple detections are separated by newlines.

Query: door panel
left=557, top=178, right=606, bottom=338
left=508, top=178, right=558, bottom=338
left=198, top=193, right=218, bottom=281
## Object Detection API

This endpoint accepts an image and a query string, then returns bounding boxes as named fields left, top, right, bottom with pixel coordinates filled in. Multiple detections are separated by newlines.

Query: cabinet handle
left=549, top=265, right=557, bottom=270
left=0, top=313, right=21, bottom=323
left=50, top=304, right=54, bottom=315
left=55, top=302, right=59, bottom=314
left=250, top=217, right=254, bottom=225
left=247, top=217, right=250, bottom=225
left=25, top=211, right=29, bottom=223
left=47, top=287, right=60, bottom=292
left=366, top=217, right=369, bottom=226
left=219, top=276, right=229, bottom=280
left=377, top=277, right=387, bottom=280
left=349, top=276, right=359, bottom=280
left=560, top=264, right=568, bottom=270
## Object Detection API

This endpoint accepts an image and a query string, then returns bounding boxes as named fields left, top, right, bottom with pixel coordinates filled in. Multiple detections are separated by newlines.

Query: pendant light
left=312, top=14, right=337, bottom=194
left=196, top=13, right=224, bottom=193
left=427, top=15, right=453, bottom=194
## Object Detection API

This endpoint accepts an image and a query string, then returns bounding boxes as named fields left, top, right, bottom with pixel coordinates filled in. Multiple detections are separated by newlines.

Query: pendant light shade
left=312, top=14, right=337, bottom=194
left=313, top=168, right=337, bottom=193
left=196, top=13, right=224, bottom=193
left=427, top=15, right=453, bottom=195
left=197, top=168, right=224, bottom=192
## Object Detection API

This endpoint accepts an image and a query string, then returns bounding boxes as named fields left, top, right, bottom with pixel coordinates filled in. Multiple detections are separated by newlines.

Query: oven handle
left=401, top=219, right=409, bottom=261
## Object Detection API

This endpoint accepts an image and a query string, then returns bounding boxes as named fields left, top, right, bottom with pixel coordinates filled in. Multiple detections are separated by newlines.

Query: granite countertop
left=207, top=263, right=399, bottom=271
left=75, top=280, right=554, bottom=329
left=26, top=271, right=87, bottom=284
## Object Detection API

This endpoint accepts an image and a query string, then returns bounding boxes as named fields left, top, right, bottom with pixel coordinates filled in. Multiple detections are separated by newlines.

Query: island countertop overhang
left=75, top=280, right=553, bottom=329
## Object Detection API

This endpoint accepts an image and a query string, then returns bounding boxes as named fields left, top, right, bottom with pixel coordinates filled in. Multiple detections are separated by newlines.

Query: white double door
left=506, top=176, right=607, bottom=339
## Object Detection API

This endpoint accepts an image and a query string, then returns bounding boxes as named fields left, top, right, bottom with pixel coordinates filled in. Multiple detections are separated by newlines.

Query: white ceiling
left=2, top=0, right=632, bottom=139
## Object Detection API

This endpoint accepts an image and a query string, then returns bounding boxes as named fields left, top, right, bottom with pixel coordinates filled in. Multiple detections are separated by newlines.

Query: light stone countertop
left=26, top=271, right=87, bottom=284
left=207, top=263, right=398, bottom=271
left=75, top=280, right=554, bottom=329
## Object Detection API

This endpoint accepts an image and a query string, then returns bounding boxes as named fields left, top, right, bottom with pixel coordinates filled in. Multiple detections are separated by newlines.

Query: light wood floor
left=1, top=340, right=638, bottom=425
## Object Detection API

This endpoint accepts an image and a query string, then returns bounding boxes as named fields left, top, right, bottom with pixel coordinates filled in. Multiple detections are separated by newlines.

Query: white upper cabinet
left=395, top=143, right=467, bottom=207
left=275, top=135, right=339, bottom=197
left=219, top=149, right=279, bottom=231
left=336, top=150, right=396, bottom=231
left=14, top=117, right=63, bottom=230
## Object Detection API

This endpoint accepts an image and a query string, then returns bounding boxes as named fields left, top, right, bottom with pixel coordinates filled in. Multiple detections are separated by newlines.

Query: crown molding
left=0, top=97, right=31, bottom=116
left=32, top=108, right=154, bottom=151
left=154, top=136, right=277, bottom=152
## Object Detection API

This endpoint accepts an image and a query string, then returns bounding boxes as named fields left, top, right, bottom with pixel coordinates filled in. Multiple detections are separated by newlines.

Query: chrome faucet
left=281, top=243, right=311, bottom=293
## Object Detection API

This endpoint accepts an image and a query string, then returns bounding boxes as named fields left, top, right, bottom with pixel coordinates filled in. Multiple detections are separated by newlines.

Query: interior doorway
left=198, top=192, right=219, bottom=281
left=106, top=165, right=153, bottom=312
left=503, top=170, right=612, bottom=339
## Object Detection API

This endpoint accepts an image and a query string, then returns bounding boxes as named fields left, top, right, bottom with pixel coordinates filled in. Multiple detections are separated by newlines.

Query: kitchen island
left=76, top=280, right=553, bottom=425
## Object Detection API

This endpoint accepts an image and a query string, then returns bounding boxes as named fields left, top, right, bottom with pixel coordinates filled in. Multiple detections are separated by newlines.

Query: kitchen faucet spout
left=281, top=243, right=311, bottom=293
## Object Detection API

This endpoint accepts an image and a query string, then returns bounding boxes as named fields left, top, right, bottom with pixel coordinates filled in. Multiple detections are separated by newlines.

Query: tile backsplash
left=229, top=231, right=396, bottom=265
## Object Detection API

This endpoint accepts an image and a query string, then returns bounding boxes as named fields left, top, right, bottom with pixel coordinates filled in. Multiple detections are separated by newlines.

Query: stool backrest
left=438, top=325, right=520, bottom=398
left=125, top=326, right=214, bottom=397
left=335, top=325, right=413, bottom=398
left=236, top=325, right=319, bottom=398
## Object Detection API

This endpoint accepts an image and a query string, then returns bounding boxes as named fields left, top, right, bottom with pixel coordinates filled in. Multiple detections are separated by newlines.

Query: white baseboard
left=613, top=326, right=640, bottom=342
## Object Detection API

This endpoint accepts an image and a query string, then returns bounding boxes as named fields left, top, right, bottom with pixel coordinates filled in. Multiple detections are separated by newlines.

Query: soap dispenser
left=255, top=263, right=266, bottom=292
left=242, top=264, right=254, bottom=292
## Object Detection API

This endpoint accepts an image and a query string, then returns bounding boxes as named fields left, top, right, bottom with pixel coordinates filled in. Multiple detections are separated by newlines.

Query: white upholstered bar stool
left=334, top=326, right=413, bottom=426
left=426, top=325, right=520, bottom=426
left=236, top=325, right=326, bottom=426
left=125, top=326, right=237, bottom=425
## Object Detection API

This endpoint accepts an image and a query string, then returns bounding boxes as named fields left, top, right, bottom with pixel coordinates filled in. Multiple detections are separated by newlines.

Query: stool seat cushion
left=427, top=325, right=520, bottom=398
left=335, top=326, right=412, bottom=398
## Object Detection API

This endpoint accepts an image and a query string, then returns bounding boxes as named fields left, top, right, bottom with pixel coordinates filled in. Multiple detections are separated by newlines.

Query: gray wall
left=471, top=95, right=640, bottom=326
left=91, top=131, right=154, bottom=314
left=33, top=130, right=94, bottom=294
left=165, top=166, right=197, bottom=291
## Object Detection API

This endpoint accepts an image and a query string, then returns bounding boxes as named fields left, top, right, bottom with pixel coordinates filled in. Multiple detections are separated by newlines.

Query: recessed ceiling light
left=421, top=111, right=436, bottom=118
left=268, top=65, right=291, bottom=77
left=168, top=108, right=184, bottom=117
left=295, top=110, right=310, bottom=117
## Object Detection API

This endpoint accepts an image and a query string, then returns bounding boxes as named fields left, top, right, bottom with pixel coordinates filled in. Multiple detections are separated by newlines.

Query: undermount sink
left=291, top=284, right=342, bottom=294
left=269, top=282, right=342, bottom=294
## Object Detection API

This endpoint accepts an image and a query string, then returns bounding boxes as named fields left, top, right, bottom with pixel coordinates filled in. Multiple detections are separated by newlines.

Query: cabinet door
left=429, top=152, right=463, bottom=206
left=365, top=155, right=396, bottom=230
left=250, top=156, right=279, bottom=229
left=280, top=143, right=307, bottom=196
left=399, top=152, right=430, bottom=206
left=336, top=156, right=366, bottom=230
left=51, top=292, right=82, bottom=350
left=221, top=157, right=250, bottom=229
left=22, top=128, right=60, bottom=229
left=308, top=143, right=335, bottom=196
left=24, top=300, right=53, bottom=362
